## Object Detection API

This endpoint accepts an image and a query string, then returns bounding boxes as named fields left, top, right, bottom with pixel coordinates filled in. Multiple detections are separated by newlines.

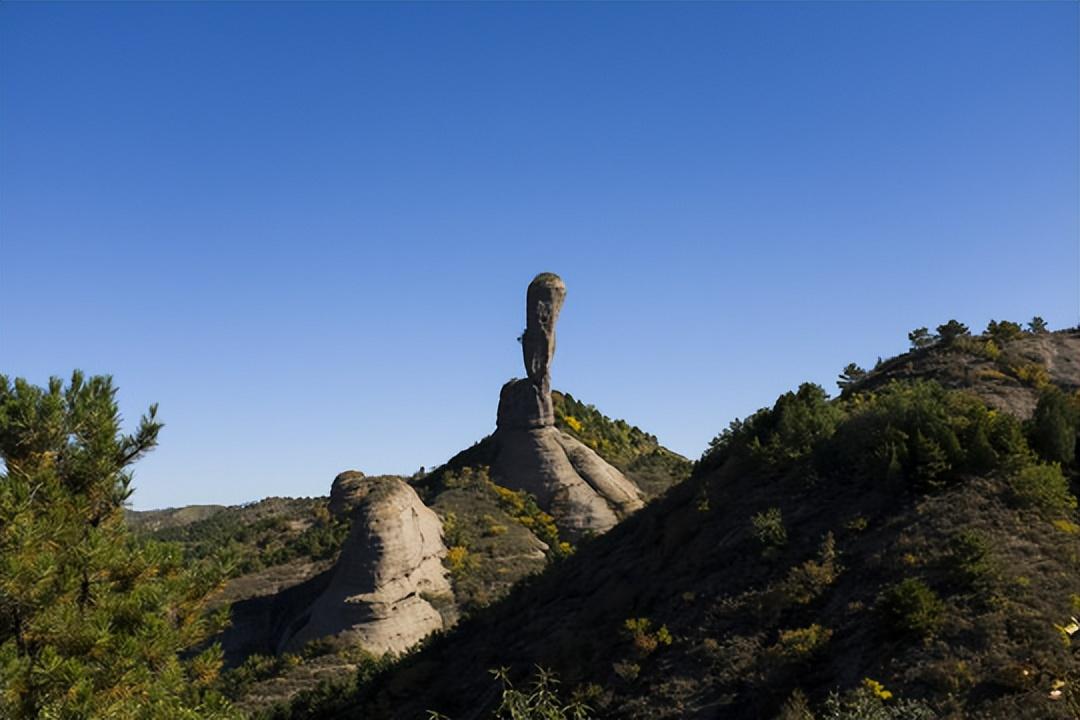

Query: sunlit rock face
left=281, top=474, right=451, bottom=655
left=493, top=273, right=643, bottom=538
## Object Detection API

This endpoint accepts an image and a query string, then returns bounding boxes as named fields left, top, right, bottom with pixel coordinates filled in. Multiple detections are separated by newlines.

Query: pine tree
left=907, top=327, right=935, bottom=350
left=935, top=320, right=970, bottom=345
left=985, top=320, right=1022, bottom=345
left=1028, top=387, right=1079, bottom=467
left=837, top=363, right=867, bottom=391
left=0, top=372, right=237, bottom=719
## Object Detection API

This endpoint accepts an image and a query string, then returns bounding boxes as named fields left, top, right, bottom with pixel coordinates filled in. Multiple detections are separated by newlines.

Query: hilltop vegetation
left=843, top=318, right=1078, bottom=418
left=133, top=498, right=349, bottom=578
left=552, top=391, right=692, bottom=498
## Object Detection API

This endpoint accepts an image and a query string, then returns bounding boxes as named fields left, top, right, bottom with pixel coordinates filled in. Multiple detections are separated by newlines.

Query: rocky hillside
left=123, top=274, right=691, bottom=714
left=125, top=386, right=687, bottom=714
left=269, top=328, right=1080, bottom=720
left=851, top=325, right=1079, bottom=419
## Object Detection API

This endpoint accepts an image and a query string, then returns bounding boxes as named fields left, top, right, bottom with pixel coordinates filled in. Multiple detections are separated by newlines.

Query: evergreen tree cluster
left=700, top=378, right=1075, bottom=510
left=0, top=373, right=237, bottom=719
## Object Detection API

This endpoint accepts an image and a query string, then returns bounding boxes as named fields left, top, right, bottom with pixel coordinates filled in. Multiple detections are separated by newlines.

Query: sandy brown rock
left=497, top=377, right=554, bottom=429
left=522, top=272, right=566, bottom=386
left=327, top=470, right=367, bottom=518
left=282, top=476, right=451, bottom=655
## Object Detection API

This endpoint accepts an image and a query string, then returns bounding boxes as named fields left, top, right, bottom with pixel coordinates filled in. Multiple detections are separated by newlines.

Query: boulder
left=281, top=475, right=451, bottom=655
left=327, top=470, right=367, bottom=518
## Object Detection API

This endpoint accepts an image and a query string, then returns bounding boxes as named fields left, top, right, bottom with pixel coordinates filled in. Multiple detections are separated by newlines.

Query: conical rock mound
left=281, top=472, right=451, bottom=654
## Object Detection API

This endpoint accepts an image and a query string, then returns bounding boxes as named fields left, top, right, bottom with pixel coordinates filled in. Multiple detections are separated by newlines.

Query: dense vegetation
left=701, top=378, right=1075, bottom=496
left=144, top=498, right=350, bottom=577
left=0, top=373, right=238, bottom=719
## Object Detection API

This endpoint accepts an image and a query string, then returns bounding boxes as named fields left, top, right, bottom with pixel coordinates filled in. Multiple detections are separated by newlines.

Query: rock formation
left=492, top=273, right=644, bottom=537
left=281, top=473, right=451, bottom=655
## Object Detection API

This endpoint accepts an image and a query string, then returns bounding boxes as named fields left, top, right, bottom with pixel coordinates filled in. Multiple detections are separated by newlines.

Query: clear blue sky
left=2, top=2, right=1077, bottom=510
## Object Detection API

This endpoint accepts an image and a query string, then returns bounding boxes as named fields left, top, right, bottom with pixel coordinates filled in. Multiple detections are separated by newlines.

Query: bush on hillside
left=821, top=684, right=937, bottom=720
left=823, top=381, right=1028, bottom=490
left=428, top=667, right=591, bottom=720
left=1027, top=387, right=1079, bottom=467
left=751, top=507, right=788, bottom=553
left=879, top=578, right=946, bottom=639
left=985, top=320, right=1023, bottom=345
left=552, top=392, right=661, bottom=470
left=935, top=320, right=970, bottom=345
left=908, top=327, right=936, bottom=350
left=1007, top=463, right=1076, bottom=514
left=701, top=383, right=841, bottom=474
left=837, top=363, right=867, bottom=392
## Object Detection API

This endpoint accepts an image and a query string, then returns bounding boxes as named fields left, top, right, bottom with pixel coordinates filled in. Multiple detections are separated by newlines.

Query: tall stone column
left=497, top=273, right=566, bottom=430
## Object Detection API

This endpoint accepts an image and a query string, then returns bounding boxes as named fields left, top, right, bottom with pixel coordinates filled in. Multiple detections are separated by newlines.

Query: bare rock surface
left=328, top=469, right=368, bottom=518
left=493, top=273, right=644, bottom=536
left=281, top=475, right=451, bottom=655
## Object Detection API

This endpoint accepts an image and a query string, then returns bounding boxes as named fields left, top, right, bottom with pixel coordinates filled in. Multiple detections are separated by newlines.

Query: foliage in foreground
left=428, top=667, right=591, bottom=720
left=0, top=373, right=237, bottom=719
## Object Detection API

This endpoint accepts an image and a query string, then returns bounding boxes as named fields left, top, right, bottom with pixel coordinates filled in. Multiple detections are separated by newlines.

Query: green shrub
left=821, top=685, right=937, bottom=719
left=777, top=689, right=814, bottom=720
left=908, top=327, right=935, bottom=350
left=427, top=667, right=591, bottom=720
left=1008, top=462, right=1076, bottom=513
left=936, top=319, right=970, bottom=345
left=985, top=319, right=1023, bottom=345
left=766, top=624, right=833, bottom=663
left=701, top=383, right=841, bottom=473
left=824, top=381, right=1029, bottom=491
left=781, top=533, right=839, bottom=604
left=946, top=530, right=998, bottom=590
left=623, top=617, right=673, bottom=657
left=1028, top=387, right=1078, bottom=466
left=752, top=507, right=788, bottom=552
left=552, top=391, right=662, bottom=471
left=837, top=363, right=867, bottom=392
left=879, top=578, right=946, bottom=639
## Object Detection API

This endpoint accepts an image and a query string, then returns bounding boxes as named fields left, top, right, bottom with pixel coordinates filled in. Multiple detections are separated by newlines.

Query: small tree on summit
left=985, top=320, right=1023, bottom=345
left=1028, top=316, right=1048, bottom=334
left=837, top=363, right=867, bottom=391
left=935, top=320, right=970, bottom=345
left=908, top=327, right=935, bottom=350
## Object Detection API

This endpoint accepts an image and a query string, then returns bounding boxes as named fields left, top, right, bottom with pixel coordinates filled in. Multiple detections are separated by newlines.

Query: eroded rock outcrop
left=281, top=473, right=451, bottom=655
left=492, top=273, right=644, bottom=537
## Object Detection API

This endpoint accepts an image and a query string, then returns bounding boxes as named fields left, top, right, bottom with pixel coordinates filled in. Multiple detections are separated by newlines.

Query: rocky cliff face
left=492, top=273, right=644, bottom=537
left=280, top=473, right=451, bottom=655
